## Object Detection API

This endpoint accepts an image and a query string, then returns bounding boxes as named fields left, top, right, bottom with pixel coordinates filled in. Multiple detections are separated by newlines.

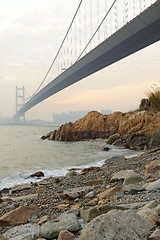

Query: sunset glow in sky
left=0, top=0, right=159, bottom=121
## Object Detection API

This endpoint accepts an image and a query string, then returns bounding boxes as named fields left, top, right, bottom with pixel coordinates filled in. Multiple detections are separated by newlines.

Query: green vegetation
left=139, top=82, right=160, bottom=111
left=139, top=98, right=147, bottom=111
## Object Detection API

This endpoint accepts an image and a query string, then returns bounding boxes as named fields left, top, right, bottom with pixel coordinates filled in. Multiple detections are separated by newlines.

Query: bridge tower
left=16, top=86, right=25, bottom=121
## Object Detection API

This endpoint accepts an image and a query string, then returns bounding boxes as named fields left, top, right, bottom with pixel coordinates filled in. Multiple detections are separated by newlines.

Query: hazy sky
left=0, top=0, right=159, bottom=121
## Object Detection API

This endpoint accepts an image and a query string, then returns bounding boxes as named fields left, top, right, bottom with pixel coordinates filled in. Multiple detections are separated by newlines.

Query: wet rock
left=57, top=230, right=75, bottom=240
left=0, top=206, right=40, bottom=227
left=66, top=170, right=78, bottom=177
left=41, top=131, right=55, bottom=140
left=79, top=209, right=151, bottom=240
left=1, top=188, right=9, bottom=194
left=105, top=156, right=126, bottom=164
left=106, top=133, right=120, bottom=145
left=81, top=166, right=100, bottom=173
left=103, top=146, right=110, bottom=151
left=40, top=213, right=80, bottom=239
left=30, top=171, right=44, bottom=178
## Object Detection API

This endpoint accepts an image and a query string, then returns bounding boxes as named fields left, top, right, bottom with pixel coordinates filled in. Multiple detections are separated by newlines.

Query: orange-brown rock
left=38, top=215, right=48, bottom=225
left=58, top=230, right=75, bottom=240
left=70, top=203, right=81, bottom=210
left=42, top=110, right=160, bottom=150
left=85, top=198, right=99, bottom=206
left=96, top=186, right=122, bottom=200
left=0, top=206, right=40, bottom=227
left=81, top=166, right=100, bottom=173
left=144, top=160, right=160, bottom=179
left=54, top=204, right=70, bottom=211
left=30, top=171, right=44, bottom=178
left=84, top=179, right=103, bottom=186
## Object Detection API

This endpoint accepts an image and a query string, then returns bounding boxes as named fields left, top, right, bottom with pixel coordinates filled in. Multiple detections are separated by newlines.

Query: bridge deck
left=18, top=1, right=160, bottom=116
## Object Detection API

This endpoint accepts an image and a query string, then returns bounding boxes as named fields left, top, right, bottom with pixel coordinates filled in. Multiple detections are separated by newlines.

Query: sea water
left=0, top=125, right=139, bottom=190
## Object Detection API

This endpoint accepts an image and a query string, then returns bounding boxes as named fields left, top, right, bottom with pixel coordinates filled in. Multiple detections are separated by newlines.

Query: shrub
left=139, top=98, right=147, bottom=111
left=139, top=82, right=160, bottom=111
left=148, top=89, right=160, bottom=111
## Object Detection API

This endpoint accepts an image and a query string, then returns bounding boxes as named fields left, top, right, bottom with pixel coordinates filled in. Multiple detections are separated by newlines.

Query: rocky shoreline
left=42, top=111, right=160, bottom=150
left=0, top=148, right=160, bottom=239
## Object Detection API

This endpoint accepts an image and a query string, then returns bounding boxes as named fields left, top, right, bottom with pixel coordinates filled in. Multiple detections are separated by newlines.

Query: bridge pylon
left=15, top=86, right=25, bottom=121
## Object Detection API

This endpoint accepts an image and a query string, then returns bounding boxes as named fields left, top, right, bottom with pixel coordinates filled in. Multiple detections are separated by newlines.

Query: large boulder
left=144, top=160, right=160, bottom=179
left=137, top=208, right=160, bottom=229
left=79, top=204, right=126, bottom=222
left=3, top=223, right=40, bottom=239
left=0, top=206, right=40, bottom=227
left=146, top=179, right=160, bottom=191
left=111, top=170, right=144, bottom=185
left=79, top=210, right=152, bottom=240
left=123, top=170, right=144, bottom=185
left=40, top=213, right=80, bottom=239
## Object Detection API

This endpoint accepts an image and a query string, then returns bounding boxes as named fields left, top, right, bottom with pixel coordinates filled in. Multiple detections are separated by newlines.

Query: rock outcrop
left=42, top=110, right=160, bottom=150
left=79, top=209, right=152, bottom=240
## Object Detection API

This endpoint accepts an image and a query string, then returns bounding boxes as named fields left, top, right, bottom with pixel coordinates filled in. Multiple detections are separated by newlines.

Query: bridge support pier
left=15, top=86, right=25, bottom=122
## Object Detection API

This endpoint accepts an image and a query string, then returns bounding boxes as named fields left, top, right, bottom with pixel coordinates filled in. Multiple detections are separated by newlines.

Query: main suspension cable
left=25, top=0, right=83, bottom=101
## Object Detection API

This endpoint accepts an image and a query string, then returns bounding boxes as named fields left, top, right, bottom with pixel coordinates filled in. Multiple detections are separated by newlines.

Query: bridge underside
left=18, top=1, right=160, bottom=116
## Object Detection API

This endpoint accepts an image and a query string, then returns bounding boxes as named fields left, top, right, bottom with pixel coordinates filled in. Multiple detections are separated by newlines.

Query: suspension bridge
left=15, top=0, right=160, bottom=120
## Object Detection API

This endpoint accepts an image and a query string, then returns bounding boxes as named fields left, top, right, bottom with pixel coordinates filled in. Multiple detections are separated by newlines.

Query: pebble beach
left=0, top=148, right=160, bottom=239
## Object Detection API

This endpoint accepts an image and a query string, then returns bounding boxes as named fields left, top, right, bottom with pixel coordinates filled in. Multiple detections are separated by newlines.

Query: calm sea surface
left=0, top=125, right=139, bottom=190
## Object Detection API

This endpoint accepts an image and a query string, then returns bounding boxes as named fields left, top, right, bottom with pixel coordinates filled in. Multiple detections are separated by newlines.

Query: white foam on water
left=0, top=125, right=143, bottom=191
